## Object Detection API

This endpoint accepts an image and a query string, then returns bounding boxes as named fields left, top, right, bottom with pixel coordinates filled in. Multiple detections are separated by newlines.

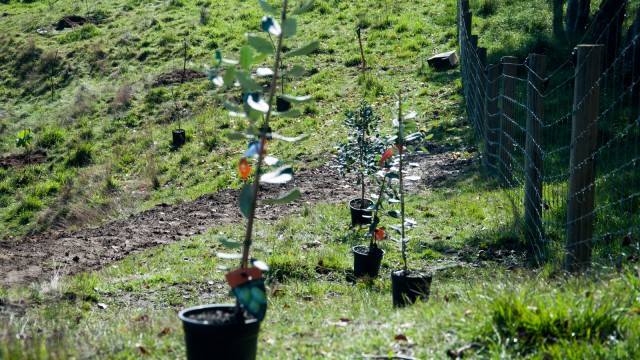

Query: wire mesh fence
left=458, top=0, right=640, bottom=272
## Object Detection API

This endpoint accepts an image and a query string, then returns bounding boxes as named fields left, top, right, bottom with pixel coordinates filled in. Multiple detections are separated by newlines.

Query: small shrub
left=145, top=87, right=169, bottom=106
left=67, top=144, right=93, bottom=167
left=37, top=127, right=65, bottom=149
left=199, top=7, right=210, bottom=25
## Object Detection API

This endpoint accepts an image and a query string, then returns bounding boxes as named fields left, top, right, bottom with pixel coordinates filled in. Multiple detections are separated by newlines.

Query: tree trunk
left=553, top=0, right=566, bottom=42
left=589, top=0, right=627, bottom=67
left=566, top=0, right=591, bottom=41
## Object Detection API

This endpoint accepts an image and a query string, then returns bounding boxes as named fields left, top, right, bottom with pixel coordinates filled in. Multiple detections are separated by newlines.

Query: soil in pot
left=179, top=304, right=261, bottom=360
left=349, top=198, right=373, bottom=226
left=391, top=270, right=432, bottom=307
left=173, top=129, right=186, bottom=147
left=353, top=245, right=385, bottom=277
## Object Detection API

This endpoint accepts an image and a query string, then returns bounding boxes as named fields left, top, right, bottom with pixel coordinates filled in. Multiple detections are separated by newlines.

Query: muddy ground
left=0, top=150, right=472, bottom=289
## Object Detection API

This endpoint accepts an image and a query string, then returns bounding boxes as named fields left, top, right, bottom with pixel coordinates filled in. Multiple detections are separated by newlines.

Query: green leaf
left=247, top=34, right=274, bottom=55
left=240, top=46, right=252, bottom=70
left=388, top=198, right=401, bottom=204
left=226, top=131, right=254, bottom=141
left=283, top=40, right=319, bottom=58
left=405, top=132, right=422, bottom=142
left=16, top=129, right=33, bottom=148
left=403, top=110, right=417, bottom=120
left=239, top=184, right=254, bottom=218
left=284, top=65, right=305, bottom=77
left=222, top=66, right=236, bottom=87
left=262, top=188, right=301, bottom=204
left=221, top=58, right=238, bottom=65
left=219, top=235, right=243, bottom=249
left=221, top=99, right=241, bottom=113
left=235, top=70, right=260, bottom=92
left=292, top=0, right=315, bottom=14
left=388, top=210, right=402, bottom=218
left=258, top=0, right=277, bottom=14
left=278, top=94, right=312, bottom=104
left=282, top=17, right=297, bottom=37
left=271, top=133, right=308, bottom=142
left=260, top=166, right=294, bottom=184
left=261, top=16, right=281, bottom=36
left=385, top=172, right=399, bottom=179
left=272, top=108, right=302, bottom=118
left=425, top=133, right=434, bottom=140
left=217, top=252, right=243, bottom=259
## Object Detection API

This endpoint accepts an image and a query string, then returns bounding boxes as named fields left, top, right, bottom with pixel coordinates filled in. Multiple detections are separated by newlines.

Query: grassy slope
left=2, top=0, right=639, bottom=359
left=0, top=0, right=462, bottom=236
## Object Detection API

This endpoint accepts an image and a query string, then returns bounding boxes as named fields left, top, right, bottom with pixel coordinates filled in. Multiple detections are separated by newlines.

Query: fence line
left=457, top=0, right=640, bottom=271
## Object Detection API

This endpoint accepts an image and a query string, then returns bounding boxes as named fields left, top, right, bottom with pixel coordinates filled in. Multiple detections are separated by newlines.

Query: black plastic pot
left=353, top=245, right=385, bottom=277
left=173, top=129, right=186, bottom=147
left=179, top=304, right=261, bottom=360
left=349, top=198, right=373, bottom=226
left=391, top=270, right=433, bottom=307
left=276, top=96, right=292, bottom=112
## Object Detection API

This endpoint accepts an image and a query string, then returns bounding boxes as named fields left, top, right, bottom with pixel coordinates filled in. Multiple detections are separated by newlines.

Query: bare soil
left=0, top=150, right=473, bottom=289
left=153, top=69, right=206, bottom=87
left=0, top=149, right=46, bottom=169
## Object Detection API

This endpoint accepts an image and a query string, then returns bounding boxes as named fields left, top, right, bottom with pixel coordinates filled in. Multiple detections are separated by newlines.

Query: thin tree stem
left=240, top=0, right=288, bottom=269
left=398, top=91, right=407, bottom=273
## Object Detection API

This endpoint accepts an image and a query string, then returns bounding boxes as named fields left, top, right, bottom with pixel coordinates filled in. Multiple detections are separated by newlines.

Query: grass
left=1, top=171, right=639, bottom=358
left=0, top=0, right=463, bottom=236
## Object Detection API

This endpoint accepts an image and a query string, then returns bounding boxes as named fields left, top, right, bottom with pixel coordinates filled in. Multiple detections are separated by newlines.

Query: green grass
left=1, top=172, right=639, bottom=358
left=0, top=0, right=464, bottom=236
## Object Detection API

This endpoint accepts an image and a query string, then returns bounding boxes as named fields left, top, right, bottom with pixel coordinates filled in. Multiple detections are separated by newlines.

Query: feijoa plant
left=380, top=92, right=431, bottom=272
left=208, top=0, right=318, bottom=323
left=16, top=129, right=34, bottom=153
left=335, top=103, right=388, bottom=211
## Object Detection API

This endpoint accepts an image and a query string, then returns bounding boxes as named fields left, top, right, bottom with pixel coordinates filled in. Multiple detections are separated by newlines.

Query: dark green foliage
left=36, top=127, right=65, bottom=149
left=67, top=144, right=93, bottom=167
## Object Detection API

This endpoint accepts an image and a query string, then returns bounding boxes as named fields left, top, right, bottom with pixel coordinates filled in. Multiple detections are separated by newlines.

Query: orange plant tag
left=225, top=267, right=263, bottom=289
left=238, top=158, right=251, bottom=179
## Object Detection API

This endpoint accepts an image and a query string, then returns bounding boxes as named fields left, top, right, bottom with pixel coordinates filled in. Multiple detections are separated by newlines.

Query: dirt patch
left=54, top=15, right=89, bottom=30
left=153, top=69, right=206, bottom=87
left=0, top=149, right=46, bottom=169
left=0, top=150, right=473, bottom=289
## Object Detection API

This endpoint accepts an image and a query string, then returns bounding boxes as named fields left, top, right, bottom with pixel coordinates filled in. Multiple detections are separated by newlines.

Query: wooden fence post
left=525, top=54, right=547, bottom=259
left=565, top=45, right=604, bottom=273
left=499, top=56, right=518, bottom=185
left=485, top=64, right=500, bottom=169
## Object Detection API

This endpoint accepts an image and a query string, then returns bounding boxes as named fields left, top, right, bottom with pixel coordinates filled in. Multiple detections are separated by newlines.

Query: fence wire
left=458, top=0, right=640, bottom=271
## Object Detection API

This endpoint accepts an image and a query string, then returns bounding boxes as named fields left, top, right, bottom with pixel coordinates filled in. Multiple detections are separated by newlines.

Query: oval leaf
left=235, top=70, right=260, bottom=92
left=247, top=34, right=274, bottom=55
left=283, top=40, right=319, bottom=58
left=258, top=0, right=277, bottom=14
left=240, top=46, right=252, bottom=71
left=272, top=108, right=302, bottom=118
left=219, top=236, right=243, bottom=249
left=256, top=67, right=274, bottom=76
left=260, top=166, right=294, bottom=184
left=292, top=0, right=315, bottom=14
left=263, top=188, right=301, bottom=205
left=217, top=252, right=243, bottom=259
left=271, top=133, right=308, bottom=142
left=388, top=210, right=402, bottom=218
left=283, top=17, right=297, bottom=37
left=261, top=16, right=281, bottom=36
left=403, top=110, right=417, bottom=120
left=264, top=156, right=280, bottom=166
left=246, top=93, right=269, bottom=113
left=278, top=94, right=312, bottom=103
left=239, top=184, right=254, bottom=218
left=285, top=65, right=305, bottom=77
left=405, top=175, right=421, bottom=181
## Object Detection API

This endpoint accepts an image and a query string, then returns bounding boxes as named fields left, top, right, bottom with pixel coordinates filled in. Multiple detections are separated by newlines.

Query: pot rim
left=348, top=197, right=374, bottom=209
left=179, top=303, right=259, bottom=327
left=391, top=269, right=434, bottom=279
left=353, top=244, right=385, bottom=256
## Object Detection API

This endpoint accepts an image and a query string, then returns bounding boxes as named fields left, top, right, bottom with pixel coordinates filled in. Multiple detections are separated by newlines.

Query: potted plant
left=178, top=1, right=317, bottom=359
left=335, top=102, right=387, bottom=226
left=352, top=164, right=395, bottom=277
left=382, top=92, right=434, bottom=307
